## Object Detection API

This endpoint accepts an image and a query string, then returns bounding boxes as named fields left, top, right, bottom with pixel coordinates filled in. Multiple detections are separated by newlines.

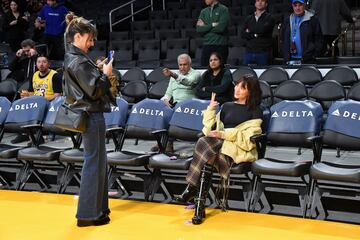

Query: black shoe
left=174, top=184, right=197, bottom=204
left=77, top=215, right=110, bottom=227
left=11, top=134, right=29, bottom=144
left=104, top=209, right=111, bottom=215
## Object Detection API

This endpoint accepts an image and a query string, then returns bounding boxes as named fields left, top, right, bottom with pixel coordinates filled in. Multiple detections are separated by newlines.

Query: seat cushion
left=148, top=153, right=192, bottom=170
left=230, top=162, right=252, bottom=174
left=59, top=149, right=84, bottom=164
left=310, top=162, right=360, bottom=183
left=107, top=151, right=150, bottom=166
left=252, top=158, right=312, bottom=177
left=17, top=146, right=63, bottom=161
left=0, top=144, right=22, bottom=159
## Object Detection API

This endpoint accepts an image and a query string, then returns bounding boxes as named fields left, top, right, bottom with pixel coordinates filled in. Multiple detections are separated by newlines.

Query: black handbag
left=54, top=104, right=88, bottom=133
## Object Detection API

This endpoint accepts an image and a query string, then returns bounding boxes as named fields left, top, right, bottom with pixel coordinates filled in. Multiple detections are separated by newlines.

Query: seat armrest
left=21, top=123, right=42, bottom=129
left=250, top=134, right=267, bottom=143
left=306, top=135, right=322, bottom=143
left=106, top=127, right=125, bottom=134
left=151, top=129, right=168, bottom=153
left=307, top=135, right=323, bottom=163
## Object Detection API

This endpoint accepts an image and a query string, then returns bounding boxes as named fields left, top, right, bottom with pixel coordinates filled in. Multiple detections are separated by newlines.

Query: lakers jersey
left=32, top=69, right=57, bottom=98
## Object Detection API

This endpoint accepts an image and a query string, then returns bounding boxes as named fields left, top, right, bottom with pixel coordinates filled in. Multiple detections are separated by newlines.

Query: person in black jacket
left=63, top=13, right=115, bottom=227
left=241, top=0, right=275, bottom=66
left=281, top=0, right=324, bottom=64
left=195, top=52, right=233, bottom=104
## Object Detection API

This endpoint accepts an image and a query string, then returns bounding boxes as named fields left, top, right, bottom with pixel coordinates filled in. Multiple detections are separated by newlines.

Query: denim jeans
left=243, top=52, right=269, bottom=66
left=76, top=112, right=108, bottom=220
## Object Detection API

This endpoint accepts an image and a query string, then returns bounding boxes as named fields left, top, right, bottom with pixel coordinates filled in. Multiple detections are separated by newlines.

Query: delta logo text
left=175, top=107, right=204, bottom=116
left=271, top=110, right=314, bottom=118
left=331, top=109, right=360, bottom=120
left=131, top=107, right=164, bottom=116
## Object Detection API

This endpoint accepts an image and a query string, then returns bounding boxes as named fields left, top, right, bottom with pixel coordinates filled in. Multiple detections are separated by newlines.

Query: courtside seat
left=309, top=100, right=360, bottom=219
left=107, top=99, right=173, bottom=200
left=250, top=100, right=323, bottom=217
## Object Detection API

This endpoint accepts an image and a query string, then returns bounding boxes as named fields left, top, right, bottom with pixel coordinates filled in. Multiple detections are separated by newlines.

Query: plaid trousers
left=186, top=136, right=232, bottom=187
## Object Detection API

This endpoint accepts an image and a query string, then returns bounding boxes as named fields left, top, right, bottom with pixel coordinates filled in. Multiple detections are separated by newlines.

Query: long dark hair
left=207, top=52, right=225, bottom=73
left=65, top=13, right=97, bottom=43
left=233, top=74, right=262, bottom=110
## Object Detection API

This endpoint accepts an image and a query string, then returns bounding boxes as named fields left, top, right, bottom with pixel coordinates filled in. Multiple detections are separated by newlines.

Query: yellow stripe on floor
left=0, top=190, right=359, bottom=240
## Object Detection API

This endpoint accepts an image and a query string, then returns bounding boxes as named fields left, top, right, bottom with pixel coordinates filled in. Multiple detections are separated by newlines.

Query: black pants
left=324, top=35, right=339, bottom=57
left=201, top=45, right=228, bottom=67
left=44, top=34, right=64, bottom=60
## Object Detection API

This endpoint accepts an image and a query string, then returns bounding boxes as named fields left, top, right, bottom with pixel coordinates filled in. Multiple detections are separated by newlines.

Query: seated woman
left=175, top=74, right=263, bottom=225
left=195, top=52, right=233, bottom=104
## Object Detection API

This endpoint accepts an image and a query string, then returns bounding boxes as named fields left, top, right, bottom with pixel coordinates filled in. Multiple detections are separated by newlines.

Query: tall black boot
left=174, top=184, right=197, bottom=204
left=192, top=164, right=213, bottom=225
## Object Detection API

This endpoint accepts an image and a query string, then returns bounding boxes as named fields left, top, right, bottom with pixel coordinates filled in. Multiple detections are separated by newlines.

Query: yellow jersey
left=32, top=69, right=57, bottom=98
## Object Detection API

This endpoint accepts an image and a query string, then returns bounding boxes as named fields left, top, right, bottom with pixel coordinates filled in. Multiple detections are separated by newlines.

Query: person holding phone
left=175, top=75, right=263, bottom=225
left=63, top=13, right=116, bottom=227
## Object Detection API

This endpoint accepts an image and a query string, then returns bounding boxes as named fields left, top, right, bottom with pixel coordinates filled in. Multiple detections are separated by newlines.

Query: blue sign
left=170, top=99, right=212, bottom=131
left=0, top=97, right=11, bottom=124
left=104, top=98, right=129, bottom=128
left=127, top=98, right=173, bottom=130
left=268, top=100, right=323, bottom=134
left=325, top=100, right=360, bottom=138
left=6, top=96, right=48, bottom=123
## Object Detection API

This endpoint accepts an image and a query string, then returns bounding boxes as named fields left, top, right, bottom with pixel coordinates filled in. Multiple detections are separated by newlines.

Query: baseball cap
left=292, top=0, right=305, bottom=4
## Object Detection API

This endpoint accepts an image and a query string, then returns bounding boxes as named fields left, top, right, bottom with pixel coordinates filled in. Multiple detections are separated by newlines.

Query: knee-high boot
left=192, top=163, right=213, bottom=225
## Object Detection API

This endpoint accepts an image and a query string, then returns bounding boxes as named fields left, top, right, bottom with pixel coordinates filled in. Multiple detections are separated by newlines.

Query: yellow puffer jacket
left=202, top=106, right=263, bottom=164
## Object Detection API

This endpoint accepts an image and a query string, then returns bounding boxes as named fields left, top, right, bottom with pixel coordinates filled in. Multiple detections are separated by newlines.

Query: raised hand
left=209, top=92, right=219, bottom=109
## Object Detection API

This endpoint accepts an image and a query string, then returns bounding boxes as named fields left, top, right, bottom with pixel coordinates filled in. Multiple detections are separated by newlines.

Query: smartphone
left=107, top=50, right=114, bottom=64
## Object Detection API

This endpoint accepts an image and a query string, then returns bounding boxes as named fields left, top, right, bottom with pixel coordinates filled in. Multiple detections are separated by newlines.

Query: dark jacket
left=63, top=44, right=115, bottom=113
left=311, top=0, right=354, bottom=35
left=195, top=68, right=233, bottom=104
left=281, top=10, right=324, bottom=63
left=2, top=11, right=29, bottom=40
left=241, top=11, right=275, bottom=53
left=8, top=54, right=38, bottom=83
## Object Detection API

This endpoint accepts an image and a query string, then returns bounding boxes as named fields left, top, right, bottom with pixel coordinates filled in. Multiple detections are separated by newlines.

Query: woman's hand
left=209, top=92, right=219, bottom=109
left=208, top=130, right=222, bottom=139
left=102, top=58, right=113, bottom=76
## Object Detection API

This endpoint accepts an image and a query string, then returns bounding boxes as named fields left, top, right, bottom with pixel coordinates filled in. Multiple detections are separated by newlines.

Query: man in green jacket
left=151, top=53, right=201, bottom=152
left=196, top=0, right=230, bottom=66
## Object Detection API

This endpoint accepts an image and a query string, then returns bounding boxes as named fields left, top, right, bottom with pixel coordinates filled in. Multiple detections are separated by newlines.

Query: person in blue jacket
left=35, top=0, right=68, bottom=60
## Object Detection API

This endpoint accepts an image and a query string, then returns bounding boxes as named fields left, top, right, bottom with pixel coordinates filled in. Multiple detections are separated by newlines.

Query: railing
left=109, top=0, right=165, bottom=32
left=330, top=16, right=358, bottom=57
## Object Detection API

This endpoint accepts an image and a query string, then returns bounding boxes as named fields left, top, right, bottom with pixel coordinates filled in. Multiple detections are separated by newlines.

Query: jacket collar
left=68, top=44, right=97, bottom=67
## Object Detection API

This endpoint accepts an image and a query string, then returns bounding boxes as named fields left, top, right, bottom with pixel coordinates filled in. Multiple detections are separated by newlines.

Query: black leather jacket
left=63, top=44, right=116, bottom=113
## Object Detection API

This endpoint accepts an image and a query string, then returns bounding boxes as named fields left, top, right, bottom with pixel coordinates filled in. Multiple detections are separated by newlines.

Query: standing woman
left=176, top=75, right=263, bottom=225
left=2, top=0, right=29, bottom=52
left=63, top=13, right=115, bottom=227
left=195, top=52, right=233, bottom=104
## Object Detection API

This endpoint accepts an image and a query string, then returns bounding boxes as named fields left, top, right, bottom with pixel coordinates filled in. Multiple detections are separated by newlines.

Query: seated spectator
left=8, top=39, right=38, bottom=86
left=95, top=56, right=120, bottom=98
left=281, top=0, right=323, bottom=64
left=11, top=55, right=62, bottom=144
left=195, top=52, right=233, bottom=104
left=151, top=53, right=201, bottom=152
left=241, top=0, right=275, bottom=66
left=35, top=0, right=68, bottom=60
left=20, top=55, right=62, bottom=101
left=2, top=0, right=29, bottom=52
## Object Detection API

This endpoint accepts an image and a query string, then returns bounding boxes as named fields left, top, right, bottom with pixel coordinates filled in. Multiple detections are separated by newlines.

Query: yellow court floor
left=0, top=190, right=359, bottom=240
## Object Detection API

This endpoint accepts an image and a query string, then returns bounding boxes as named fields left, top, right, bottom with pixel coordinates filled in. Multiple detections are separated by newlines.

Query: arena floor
left=0, top=190, right=359, bottom=240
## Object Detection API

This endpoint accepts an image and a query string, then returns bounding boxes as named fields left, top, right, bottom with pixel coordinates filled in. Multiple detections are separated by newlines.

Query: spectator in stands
left=195, top=52, right=233, bottom=104
left=20, top=55, right=62, bottom=101
left=8, top=39, right=38, bottom=85
left=35, top=0, right=68, bottom=60
left=64, top=13, right=115, bottom=227
left=175, top=74, right=263, bottom=225
left=2, top=0, right=29, bottom=52
left=151, top=53, right=201, bottom=153
left=95, top=56, right=119, bottom=98
left=281, top=0, right=323, bottom=64
left=311, top=0, right=356, bottom=56
left=241, top=0, right=275, bottom=66
left=196, top=0, right=230, bottom=66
